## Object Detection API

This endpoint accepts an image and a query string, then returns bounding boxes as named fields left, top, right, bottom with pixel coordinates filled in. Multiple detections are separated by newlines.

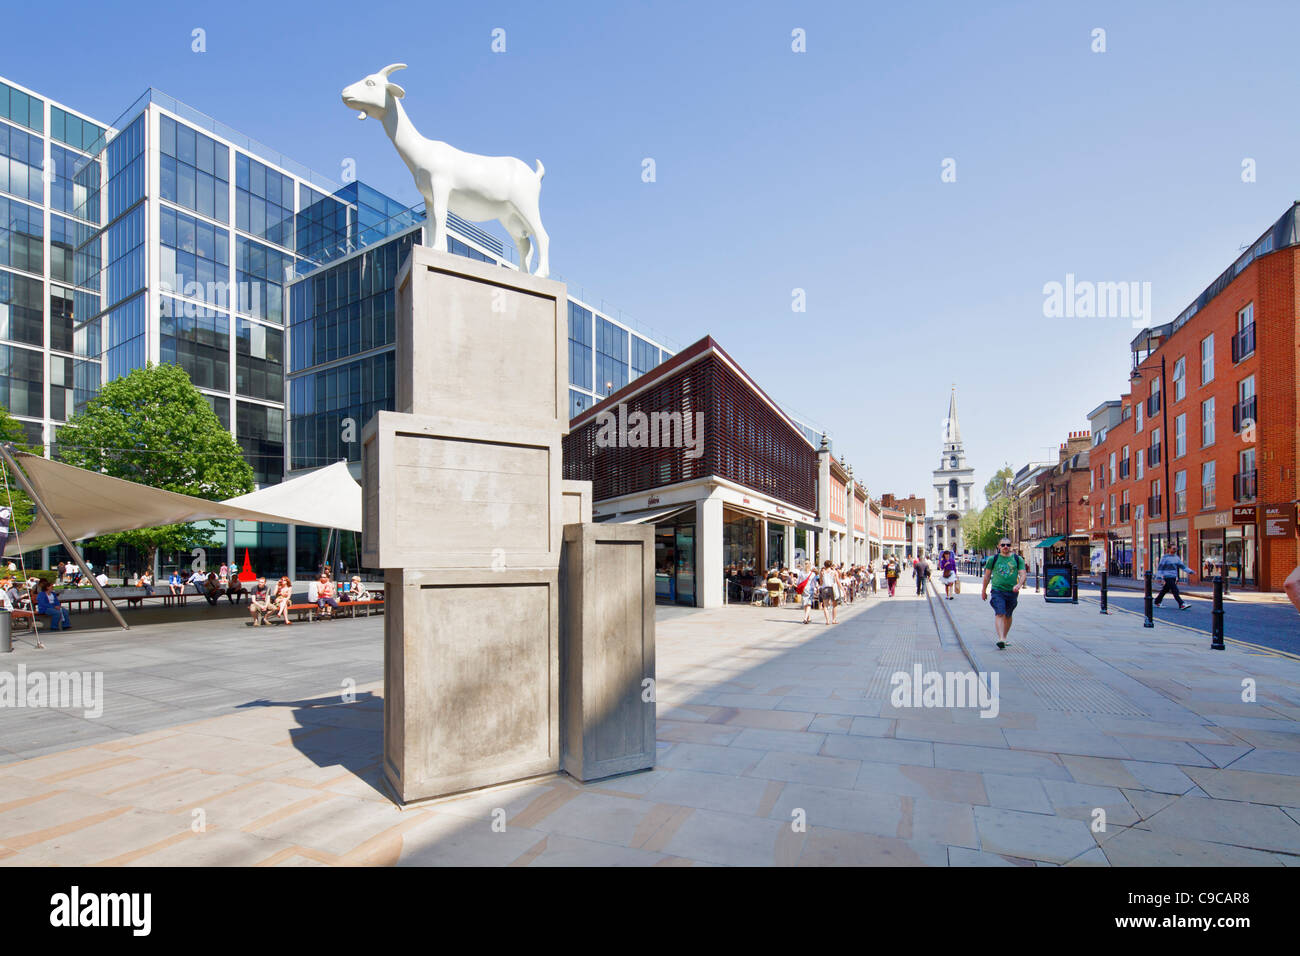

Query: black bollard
left=1071, top=566, right=1078, bottom=604
left=1211, top=575, right=1225, bottom=650
left=1143, top=570, right=1154, bottom=628
left=1035, top=566, right=1040, bottom=593
left=1100, top=570, right=1109, bottom=614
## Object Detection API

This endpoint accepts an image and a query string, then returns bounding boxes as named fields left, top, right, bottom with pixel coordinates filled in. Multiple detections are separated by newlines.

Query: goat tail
left=534, top=159, right=545, bottom=181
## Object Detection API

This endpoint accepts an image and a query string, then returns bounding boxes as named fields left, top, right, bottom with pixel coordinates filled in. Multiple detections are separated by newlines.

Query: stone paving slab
left=1, top=583, right=1298, bottom=865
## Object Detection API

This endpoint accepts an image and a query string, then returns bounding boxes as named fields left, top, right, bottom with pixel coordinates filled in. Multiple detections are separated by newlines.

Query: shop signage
left=1263, top=503, right=1295, bottom=537
left=1194, top=510, right=1231, bottom=530
left=1232, top=505, right=1257, bottom=524
left=648, top=496, right=660, bottom=506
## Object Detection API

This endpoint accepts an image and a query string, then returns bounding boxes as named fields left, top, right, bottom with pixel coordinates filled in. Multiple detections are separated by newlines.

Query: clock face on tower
left=950, top=456, right=958, bottom=468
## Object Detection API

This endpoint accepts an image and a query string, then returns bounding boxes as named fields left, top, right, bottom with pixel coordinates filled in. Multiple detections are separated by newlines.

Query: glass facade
left=235, top=317, right=283, bottom=402
left=50, top=144, right=100, bottom=223
left=159, top=114, right=229, bottom=223
left=568, top=302, right=593, bottom=390
left=160, top=297, right=229, bottom=391
left=160, top=205, right=229, bottom=306
left=236, top=400, right=284, bottom=485
left=0, top=81, right=42, bottom=133
left=1, top=195, right=42, bottom=274
left=289, top=350, right=394, bottom=469
left=595, top=316, right=628, bottom=396
left=0, top=120, right=44, bottom=204
left=0, top=343, right=43, bottom=417
left=237, top=154, right=295, bottom=248
left=236, top=236, right=292, bottom=324
left=0, top=268, right=43, bottom=346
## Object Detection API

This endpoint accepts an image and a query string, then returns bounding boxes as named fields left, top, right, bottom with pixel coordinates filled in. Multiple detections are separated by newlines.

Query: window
left=1235, top=449, right=1257, bottom=501
left=159, top=115, right=230, bottom=224
left=1149, top=427, right=1161, bottom=466
left=1232, top=304, right=1255, bottom=362
left=1120, top=444, right=1130, bottom=478
left=236, top=154, right=294, bottom=248
left=1173, top=357, right=1185, bottom=401
left=1174, top=414, right=1185, bottom=458
left=1136, top=444, right=1144, bottom=480
left=1149, top=478, right=1161, bottom=517
left=1201, top=461, right=1215, bottom=509
left=595, top=316, right=628, bottom=396
left=568, top=302, right=593, bottom=390
left=948, top=478, right=958, bottom=500
left=1136, top=401, right=1143, bottom=433
left=1201, top=398, right=1214, bottom=447
left=1108, top=452, right=1116, bottom=484
left=1201, top=334, right=1214, bottom=384
left=1233, top=375, right=1256, bottom=433
left=1109, top=494, right=1115, bottom=525
left=1174, top=470, right=1186, bottom=515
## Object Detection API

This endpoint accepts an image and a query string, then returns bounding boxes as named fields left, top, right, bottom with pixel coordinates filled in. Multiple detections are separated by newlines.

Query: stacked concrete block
left=365, top=245, right=654, bottom=804
left=559, top=522, right=656, bottom=781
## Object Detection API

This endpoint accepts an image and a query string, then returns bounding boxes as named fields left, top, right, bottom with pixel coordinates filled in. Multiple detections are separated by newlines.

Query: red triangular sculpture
left=237, top=549, right=257, bottom=582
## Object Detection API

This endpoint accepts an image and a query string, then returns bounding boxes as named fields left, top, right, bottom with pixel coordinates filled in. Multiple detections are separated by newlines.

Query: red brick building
left=1090, top=204, right=1300, bottom=590
left=1032, top=432, right=1092, bottom=571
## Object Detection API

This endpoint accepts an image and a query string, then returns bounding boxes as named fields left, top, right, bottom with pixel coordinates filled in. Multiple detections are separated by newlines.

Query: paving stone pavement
left=1, top=582, right=1297, bottom=866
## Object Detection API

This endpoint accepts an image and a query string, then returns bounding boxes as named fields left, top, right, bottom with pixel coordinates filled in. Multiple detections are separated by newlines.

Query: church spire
left=945, top=387, right=962, bottom=447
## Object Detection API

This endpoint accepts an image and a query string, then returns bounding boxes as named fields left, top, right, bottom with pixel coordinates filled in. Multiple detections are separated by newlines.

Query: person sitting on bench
left=36, top=579, right=71, bottom=631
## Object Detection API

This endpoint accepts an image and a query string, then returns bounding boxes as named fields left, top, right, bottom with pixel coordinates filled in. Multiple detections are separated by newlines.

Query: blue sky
left=9, top=0, right=1300, bottom=504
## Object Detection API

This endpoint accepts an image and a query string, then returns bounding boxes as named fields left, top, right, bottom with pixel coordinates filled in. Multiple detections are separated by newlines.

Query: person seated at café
left=168, top=570, right=184, bottom=595
left=137, top=570, right=155, bottom=596
left=188, top=568, right=207, bottom=595
left=765, top=567, right=783, bottom=605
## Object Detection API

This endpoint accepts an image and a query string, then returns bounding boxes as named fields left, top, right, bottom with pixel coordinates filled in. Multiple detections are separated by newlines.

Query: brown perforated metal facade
left=563, top=352, right=817, bottom=513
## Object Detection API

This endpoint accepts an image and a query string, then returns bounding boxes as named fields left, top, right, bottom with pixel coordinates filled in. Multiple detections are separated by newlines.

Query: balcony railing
left=1231, top=323, right=1256, bottom=363
left=1148, top=495, right=1162, bottom=517
left=1119, top=459, right=1130, bottom=479
left=1233, top=470, right=1257, bottom=501
left=1202, top=485, right=1215, bottom=510
left=1148, top=443, right=1162, bottom=467
left=1147, top=392, right=1162, bottom=415
left=1232, top=396, right=1257, bottom=433
left=1119, top=503, right=1131, bottom=522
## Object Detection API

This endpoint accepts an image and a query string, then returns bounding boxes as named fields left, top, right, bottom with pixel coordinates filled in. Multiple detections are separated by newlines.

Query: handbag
left=954, top=577, right=961, bottom=594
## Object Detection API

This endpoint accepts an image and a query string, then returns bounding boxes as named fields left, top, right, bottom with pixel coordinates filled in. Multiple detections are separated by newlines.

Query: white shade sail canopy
left=3, top=454, right=361, bottom=556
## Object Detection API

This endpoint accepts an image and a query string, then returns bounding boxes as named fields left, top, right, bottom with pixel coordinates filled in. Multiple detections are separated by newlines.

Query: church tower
left=927, top=389, right=975, bottom=554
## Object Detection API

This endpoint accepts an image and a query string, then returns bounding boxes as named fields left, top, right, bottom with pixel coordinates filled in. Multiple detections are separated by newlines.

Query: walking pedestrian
left=884, top=557, right=899, bottom=597
left=1153, top=545, right=1193, bottom=610
left=981, top=537, right=1026, bottom=649
left=939, top=549, right=958, bottom=599
left=798, top=561, right=818, bottom=624
left=819, top=560, right=839, bottom=624
left=914, top=554, right=931, bottom=595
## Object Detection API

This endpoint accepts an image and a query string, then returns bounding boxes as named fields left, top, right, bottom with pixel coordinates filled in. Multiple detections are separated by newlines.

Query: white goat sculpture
left=342, top=63, right=550, bottom=278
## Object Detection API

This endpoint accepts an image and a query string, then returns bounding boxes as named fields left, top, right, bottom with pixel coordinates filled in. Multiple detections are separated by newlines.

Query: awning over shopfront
left=2, top=454, right=362, bottom=555
left=597, top=505, right=694, bottom=525
left=1035, top=536, right=1064, bottom=548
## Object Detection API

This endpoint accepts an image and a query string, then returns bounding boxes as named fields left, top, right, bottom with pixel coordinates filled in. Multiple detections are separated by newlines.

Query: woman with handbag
left=940, top=550, right=959, bottom=599
left=797, top=561, right=818, bottom=624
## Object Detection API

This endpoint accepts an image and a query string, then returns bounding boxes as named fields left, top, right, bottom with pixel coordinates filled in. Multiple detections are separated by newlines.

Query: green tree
left=55, top=363, right=255, bottom=571
left=0, top=404, right=39, bottom=541
left=984, top=465, right=1014, bottom=503
left=962, top=499, right=1012, bottom=553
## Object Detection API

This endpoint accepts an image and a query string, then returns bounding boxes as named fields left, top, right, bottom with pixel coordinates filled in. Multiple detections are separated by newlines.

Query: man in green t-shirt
left=981, top=538, right=1026, bottom=649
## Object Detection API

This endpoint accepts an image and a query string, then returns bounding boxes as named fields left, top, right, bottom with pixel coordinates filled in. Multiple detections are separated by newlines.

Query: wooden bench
left=10, top=608, right=37, bottom=631
left=281, top=599, right=385, bottom=623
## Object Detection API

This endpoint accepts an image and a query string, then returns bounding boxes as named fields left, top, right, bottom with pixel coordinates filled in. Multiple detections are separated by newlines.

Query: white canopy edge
left=3, top=455, right=361, bottom=556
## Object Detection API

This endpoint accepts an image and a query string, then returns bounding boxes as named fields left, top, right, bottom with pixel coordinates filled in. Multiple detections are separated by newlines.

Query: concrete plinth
left=383, top=566, right=559, bottom=803
left=360, top=410, right=563, bottom=571
left=559, top=523, right=656, bottom=781
left=394, top=245, right=569, bottom=433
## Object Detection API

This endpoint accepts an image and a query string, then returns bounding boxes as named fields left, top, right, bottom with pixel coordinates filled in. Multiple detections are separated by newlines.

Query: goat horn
left=379, top=63, right=407, bottom=77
